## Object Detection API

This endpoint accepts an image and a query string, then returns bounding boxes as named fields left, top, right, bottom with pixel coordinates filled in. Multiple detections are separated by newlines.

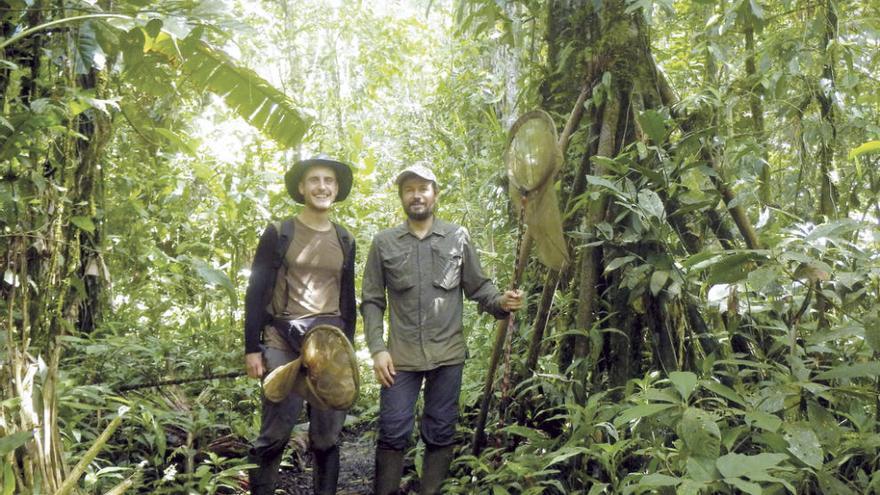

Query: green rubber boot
left=312, top=445, right=340, bottom=495
left=420, top=444, right=454, bottom=495
left=374, top=447, right=405, bottom=495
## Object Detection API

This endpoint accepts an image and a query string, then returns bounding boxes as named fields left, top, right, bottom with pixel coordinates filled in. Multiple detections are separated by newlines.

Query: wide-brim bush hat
left=263, top=324, right=359, bottom=410
left=285, top=154, right=353, bottom=204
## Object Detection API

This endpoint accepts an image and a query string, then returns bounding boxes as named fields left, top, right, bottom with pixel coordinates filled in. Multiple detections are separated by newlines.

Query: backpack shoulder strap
left=268, top=218, right=296, bottom=317
left=274, top=218, right=296, bottom=269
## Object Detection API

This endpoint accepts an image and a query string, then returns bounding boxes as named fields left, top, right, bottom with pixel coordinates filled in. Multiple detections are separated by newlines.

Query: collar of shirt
left=393, top=218, right=454, bottom=240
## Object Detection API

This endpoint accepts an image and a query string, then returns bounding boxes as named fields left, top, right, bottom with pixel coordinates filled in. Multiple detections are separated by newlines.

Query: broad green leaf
left=70, top=216, right=96, bottom=233
left=686, top=456, right=720, bottom=483
left=815, top=362, right=880, bottom=380
left=638, top=189, right=665, bottom=221
left=803, top=219, right=859, bottom=242
left=153, top=128, right=198, bottom=156
left=604, top=255, right=636, bottom=273
left=502, top=425, right=548, bottom=442
left=587, top=484, right=609, bottom=495
left=744, top=410, right=782, bottom=432
left=585, top=174, right=622, bottom=193
left=0, top=430, right=33, bottom=456
left=592, top=155, right=630, bottom=175
left=817, top=472, right=857, bottom=495
left=784, top=423, right=823, bottom=469
left=749, top=0, right=764, bottom=19
left=614, top=403, right=675, bottom=426
left=645, top=387, right=680, bottom=404
left=638, top=473, right=680, bottom=488
left=682, top=251, right=724, bottom=269
left=638, top=110, right=667, bottom=144
left=747, top=266, right=780, bottom=292
left=848, top=140, right=880, bottom=160
left=724, top=477, right=762, bottom=495
left=716, top=453, right=787, bottom=479
left=186, top=256, right=236, bottom=303
left=543, top=446, right=590, bottom=468
left=746, top=472, right=796, bottom=494
left=677, top=479, right=707, bottom=495
left=74, top=20, right=104, bottom=75
left=700, top=380, right=746, bottom=406
left=707, top=253, right=762, bottom=285
left=492, top=485, right=510, bottom=495
left=807, top=400, right=841, bottom=446
left=679, top=408, right=721, bottom=458
left=669, top=371, right=698, bottom=401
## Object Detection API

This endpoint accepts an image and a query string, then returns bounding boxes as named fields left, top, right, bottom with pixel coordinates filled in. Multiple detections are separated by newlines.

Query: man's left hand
left=500, top=289, right=524, bottom=312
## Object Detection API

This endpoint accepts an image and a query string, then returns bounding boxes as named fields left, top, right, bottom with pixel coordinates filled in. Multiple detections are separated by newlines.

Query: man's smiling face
left=298, top=165, right=339, bottom=212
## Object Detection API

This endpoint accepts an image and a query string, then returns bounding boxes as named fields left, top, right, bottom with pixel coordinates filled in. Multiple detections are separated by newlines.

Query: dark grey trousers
left=249, top=317, right=347, bottom=495
left=377, top=363, right=464, bottom=451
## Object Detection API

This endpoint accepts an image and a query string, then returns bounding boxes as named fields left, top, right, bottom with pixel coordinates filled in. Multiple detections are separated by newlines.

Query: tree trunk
left=742, top=9, right=770, bottom=204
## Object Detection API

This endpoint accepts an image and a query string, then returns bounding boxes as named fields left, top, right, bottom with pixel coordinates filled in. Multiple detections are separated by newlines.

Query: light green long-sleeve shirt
left=360, top=219, right=509, bottom=371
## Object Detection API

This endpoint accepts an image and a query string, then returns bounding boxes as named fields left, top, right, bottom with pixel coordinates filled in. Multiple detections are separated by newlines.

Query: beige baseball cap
left=395, top=163, right=437, bottom=186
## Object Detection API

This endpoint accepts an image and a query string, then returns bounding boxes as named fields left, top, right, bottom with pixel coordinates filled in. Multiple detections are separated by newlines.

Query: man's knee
left=309, top=422, right=342, bottom=452
left=378, top=411, right=416, bottom=450
left=377, top=434, right=410, bottom=451
left=309, top=409, right=345, bottom=451
left=420, top=421, right=456, bottom=447
left=250, top=434, right=289, bottom=462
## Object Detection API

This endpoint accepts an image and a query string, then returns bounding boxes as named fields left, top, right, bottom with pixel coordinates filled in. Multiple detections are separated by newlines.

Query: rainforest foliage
left=2, top=0, right=880, bottom=493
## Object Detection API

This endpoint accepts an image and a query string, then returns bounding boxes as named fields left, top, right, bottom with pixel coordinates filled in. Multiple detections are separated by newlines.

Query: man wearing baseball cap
left=361, top=163, right=524, bottom=494
left=243, top=155, right=356, bottom=494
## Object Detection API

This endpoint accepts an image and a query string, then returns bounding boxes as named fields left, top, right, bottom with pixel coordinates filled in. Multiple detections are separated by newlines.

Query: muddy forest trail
left=274, top=423, right=375, bottom=495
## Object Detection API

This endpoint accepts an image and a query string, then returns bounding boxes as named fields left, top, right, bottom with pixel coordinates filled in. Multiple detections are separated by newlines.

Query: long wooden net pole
left=471, top=86, right=591, bottom=456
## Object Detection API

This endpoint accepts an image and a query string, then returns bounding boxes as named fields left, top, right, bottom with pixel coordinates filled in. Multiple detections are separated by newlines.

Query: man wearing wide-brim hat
left=361, top=163, right=524, bottom=494
left=243, top=155, right=358, bottom=495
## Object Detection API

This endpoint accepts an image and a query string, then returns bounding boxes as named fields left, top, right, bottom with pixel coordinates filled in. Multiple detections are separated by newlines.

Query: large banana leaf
left=125, top=28, right=310, bottom=148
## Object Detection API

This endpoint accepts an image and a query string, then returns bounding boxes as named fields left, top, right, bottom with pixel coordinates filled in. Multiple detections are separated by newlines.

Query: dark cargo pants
left=248, top=316, right=347, bottom=495
left=377, top=363, right=464, bottom=451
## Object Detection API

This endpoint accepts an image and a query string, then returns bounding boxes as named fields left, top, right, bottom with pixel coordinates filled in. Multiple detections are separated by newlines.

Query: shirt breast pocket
left=383, top=251, right=415, bottom=291
left=432, top=247, right=462, bottom=291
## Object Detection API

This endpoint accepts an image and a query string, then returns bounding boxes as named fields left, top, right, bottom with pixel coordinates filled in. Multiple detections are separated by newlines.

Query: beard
left=404, top=201, right=434, bottom=221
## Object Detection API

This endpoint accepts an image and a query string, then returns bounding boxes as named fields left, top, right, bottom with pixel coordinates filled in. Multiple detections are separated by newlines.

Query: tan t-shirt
left=265, top=218, right=343, bottom=350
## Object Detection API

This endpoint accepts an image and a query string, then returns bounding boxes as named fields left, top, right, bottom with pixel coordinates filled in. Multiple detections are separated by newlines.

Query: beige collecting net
left=505, top=110, right=570, bottom=270
left=300, top=324, right=359, bottom=410
left=263, top=324, right=359, bottom=410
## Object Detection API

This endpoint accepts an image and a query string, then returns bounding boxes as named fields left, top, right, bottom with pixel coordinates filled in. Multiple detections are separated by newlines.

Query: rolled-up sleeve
left=459, top=230, right=508, bottom=320
left=360, top=238, right=388, bottom=355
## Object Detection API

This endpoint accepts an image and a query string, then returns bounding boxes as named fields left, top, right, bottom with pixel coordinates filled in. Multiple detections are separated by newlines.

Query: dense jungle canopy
left=3, top=0, right=880, bottom=493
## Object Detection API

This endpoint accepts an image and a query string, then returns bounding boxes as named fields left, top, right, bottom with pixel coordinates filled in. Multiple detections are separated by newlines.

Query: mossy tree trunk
left=1, top=5, right=112, bottom=491
left=521, top=0, right=764, bottom=398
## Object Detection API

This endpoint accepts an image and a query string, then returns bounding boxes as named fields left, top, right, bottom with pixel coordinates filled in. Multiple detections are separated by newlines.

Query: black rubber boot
left=313, top=445, right=341, bottom=495
left=420, top=444, right=454, bottom=495
left=374, top=447, right=405, bottom=495
left=248, top=449, right=283, bottom=495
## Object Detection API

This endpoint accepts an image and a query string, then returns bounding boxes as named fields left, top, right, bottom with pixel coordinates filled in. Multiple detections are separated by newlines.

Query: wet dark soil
left=234, top=418, right=427, bottom=494
left=275, top=420, right=375, bottom=494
